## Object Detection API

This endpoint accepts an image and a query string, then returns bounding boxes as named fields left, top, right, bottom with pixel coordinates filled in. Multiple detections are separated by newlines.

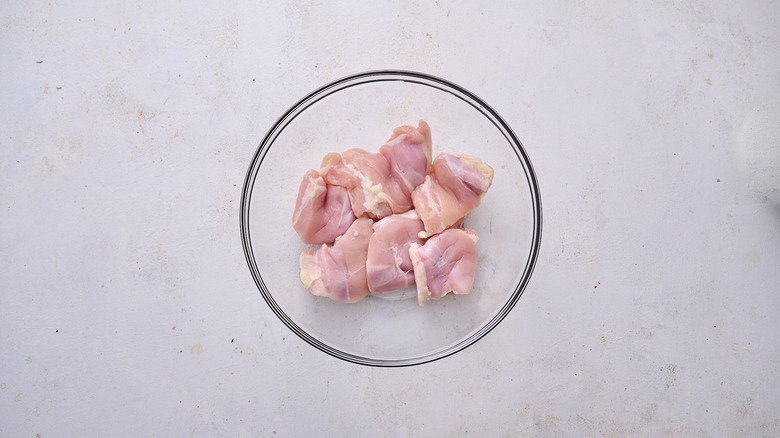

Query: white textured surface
left=2, top=1, right=779, bottom=436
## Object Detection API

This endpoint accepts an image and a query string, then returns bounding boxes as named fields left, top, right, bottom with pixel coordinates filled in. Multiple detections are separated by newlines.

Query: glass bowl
left=240, top=70, right=542, bottom=367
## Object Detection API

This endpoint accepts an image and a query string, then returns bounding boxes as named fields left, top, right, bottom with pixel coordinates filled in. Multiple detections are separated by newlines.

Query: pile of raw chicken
left=292, top=121, right=494, bottom=306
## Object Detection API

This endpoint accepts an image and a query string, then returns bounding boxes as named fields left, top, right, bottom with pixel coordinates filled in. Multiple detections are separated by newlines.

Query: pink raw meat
left=320, top=149, right=407, bottom=219
left=320, top=121, right=432, bottom=219
left=380, top=120, right=433, bottom=198
left=366, top=210, right=426, bottom=293
left=412, top=153, right=494, bottom=238
left=292, top=169, right=356, bottom=245
left=299, top=217, right=374, bottom=303
left=409, top=228, right=479, bottom=306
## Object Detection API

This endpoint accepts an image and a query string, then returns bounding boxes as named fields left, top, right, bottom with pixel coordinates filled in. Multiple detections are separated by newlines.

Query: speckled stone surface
left=2, top=1, right=779, bottom=436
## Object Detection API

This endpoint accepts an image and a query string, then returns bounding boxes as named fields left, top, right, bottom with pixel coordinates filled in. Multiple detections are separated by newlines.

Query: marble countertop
left=2, top=1, right=779, bottom=436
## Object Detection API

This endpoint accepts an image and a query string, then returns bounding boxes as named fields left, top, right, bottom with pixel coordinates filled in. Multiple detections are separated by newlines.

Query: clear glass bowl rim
left=240, top=70, right=543, bottom=367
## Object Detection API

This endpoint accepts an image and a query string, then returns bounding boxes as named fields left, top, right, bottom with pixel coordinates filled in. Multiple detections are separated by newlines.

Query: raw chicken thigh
left=366, top=210, right=426, bottom=293
left=299, top=217, right=374, bottom=303
left=294, top=120, right=490, bottom=306
left=380, top=121, right=433, bottom=198
left=412, top=153, right=494, bottom=238
left=320, top=121, right=432, bottom=219
left=320, top=149, right=408, bottom=219
left=408, top=228, right=479, bottom=306
left=292, top=169, right=356, bottom=245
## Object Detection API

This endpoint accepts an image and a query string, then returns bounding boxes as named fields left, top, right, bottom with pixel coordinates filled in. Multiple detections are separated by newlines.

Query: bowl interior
left=243, top=72, right=540, bottom=366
